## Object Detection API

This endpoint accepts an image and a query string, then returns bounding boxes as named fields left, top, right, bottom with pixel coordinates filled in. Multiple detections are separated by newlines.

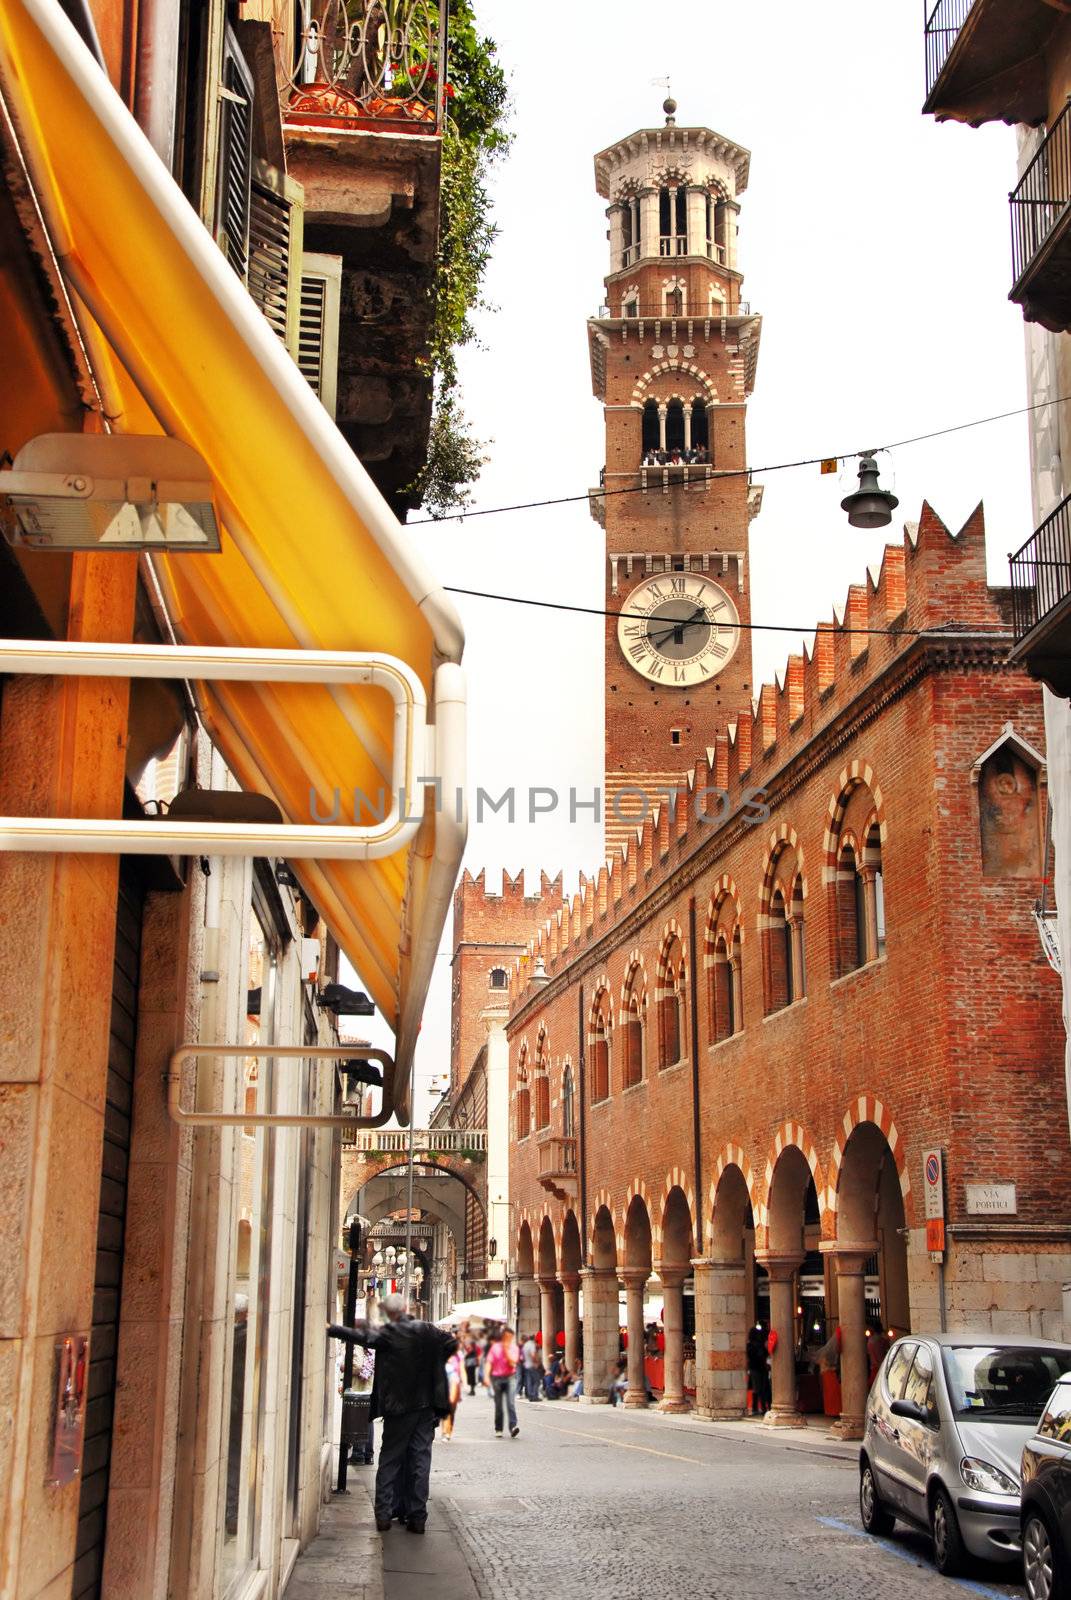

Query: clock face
left=616, top=572, right=740, bottom=686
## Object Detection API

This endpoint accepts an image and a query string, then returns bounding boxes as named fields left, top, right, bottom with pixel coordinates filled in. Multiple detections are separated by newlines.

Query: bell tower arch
left=591, top=99, right=762, bottom=851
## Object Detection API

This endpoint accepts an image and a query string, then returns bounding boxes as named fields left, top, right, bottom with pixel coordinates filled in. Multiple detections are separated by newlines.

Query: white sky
left=350, top=0, right=1034, bottom=1121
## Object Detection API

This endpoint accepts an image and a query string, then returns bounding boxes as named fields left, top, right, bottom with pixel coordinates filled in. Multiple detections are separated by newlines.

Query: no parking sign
left=923, top=1148, right=945, bottom=1258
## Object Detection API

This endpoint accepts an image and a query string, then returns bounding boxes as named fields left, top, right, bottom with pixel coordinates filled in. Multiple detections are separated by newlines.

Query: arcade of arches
left=514, top=1118, right=909, bottom=1436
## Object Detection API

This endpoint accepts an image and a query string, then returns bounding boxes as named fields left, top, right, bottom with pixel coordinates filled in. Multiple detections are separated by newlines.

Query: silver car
left=859, top=1333, right=1071, bottom=1576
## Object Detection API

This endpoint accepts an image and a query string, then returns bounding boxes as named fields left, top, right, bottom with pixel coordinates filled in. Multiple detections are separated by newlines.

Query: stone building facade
left=505, top=506, right=1068, bottom=1437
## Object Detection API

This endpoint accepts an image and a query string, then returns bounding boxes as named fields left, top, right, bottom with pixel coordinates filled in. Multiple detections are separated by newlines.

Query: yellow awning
left=0, top=0, right=467, bottom=1118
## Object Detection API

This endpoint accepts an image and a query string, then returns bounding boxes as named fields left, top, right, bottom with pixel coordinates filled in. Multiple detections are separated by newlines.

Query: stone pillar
left=578, top=1266, right=618, bottom=1404
left=686, top=186, right=707, bottom=258
left=656, top=1265, right=690, bottom=1412
left=538, top=1276, right=557, bottom=1367
left=608, top=203, right=624, bottom=272
left=621, top=1269, right=649, bottom=1408
left=693, top=1257, right=748, bottom=1418
left=658, top=405, right=667, bottom=451
left=826, top=1245, right=874, bottom=1440
left=757, top=1253, right=804, bottom=1426
left=562, top=1273, right=581, bottom=1374
left=640, top=188, right=659, bottom=260
left=683, top=407, right=693, bottom=452
left=860, top=867, right=879, bottom=963
left=515, top=1275, right=539, bottom=1342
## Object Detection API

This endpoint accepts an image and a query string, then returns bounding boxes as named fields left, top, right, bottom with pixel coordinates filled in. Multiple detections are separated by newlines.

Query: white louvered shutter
left=248, top=159, right=305, bottom=360
left=215, top=26, right=255, bottom=278
left=298, top=253, right=343, bottom=419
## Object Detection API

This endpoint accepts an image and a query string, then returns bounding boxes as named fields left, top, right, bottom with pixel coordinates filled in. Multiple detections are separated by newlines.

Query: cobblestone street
left=416, top=1396, right=1024, bottom=1600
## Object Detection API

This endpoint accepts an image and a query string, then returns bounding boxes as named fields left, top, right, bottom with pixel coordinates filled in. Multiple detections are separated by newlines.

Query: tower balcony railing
left=275, top=0, right=448, bottom=134
left=924, top=0, right=976, bottom=99
left=1010, top=100, right=1071, bottom=332
left=621, top=241, right=641, bottom=268
left=593, top=299, right=751, bottom=321
left=1008, top=491, right=1071, bottom=696
left=346, top=1127, right=488, bottom=1154
left=659, top=233, right=688, bottom=256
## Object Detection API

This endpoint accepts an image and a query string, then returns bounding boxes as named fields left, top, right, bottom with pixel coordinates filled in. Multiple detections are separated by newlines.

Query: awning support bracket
left=0, top=638, right=428, bottom=859
left=167, top=1042, right=397, bottom=1128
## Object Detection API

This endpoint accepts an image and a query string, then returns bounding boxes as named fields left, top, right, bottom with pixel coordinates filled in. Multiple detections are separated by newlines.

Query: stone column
left=860, top=867, right=879, bottom=963
left=562, top=1273, right=581, bottom=1374
left=656, top=1265, right=690, bottom=1412
left=621, top=1269, right=649, bottom=1408
left=692, top=1258, right=748, bottom=1418
left=608, top=204, right=625, bottom=272
left=757, top=1253, right=804, bottom=1426
left=683, top=407, right=693, bottom=452
left=515, top=1275, right=540, bottom=1342
left=658, top=405, right=667, bottom=451
left=826, top=1245, right=874, bottom=1440
left=686, top=186, right=707, bottom=258
left=640, top=188, right=659, bottom=260
left=578, top=1266, right=618, bottom=1404
left=539, top=1276, right=558, bottom=1368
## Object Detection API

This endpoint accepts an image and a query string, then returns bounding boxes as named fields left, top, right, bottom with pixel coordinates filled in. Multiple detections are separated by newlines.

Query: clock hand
left=648, top=605, right=710, bottom=650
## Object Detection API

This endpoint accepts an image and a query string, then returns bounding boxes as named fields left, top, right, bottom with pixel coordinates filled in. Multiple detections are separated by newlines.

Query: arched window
left=621, top=963, right=645, bottom=1088
left=621, top=195, right=641, bottom=267
left=562, top=1063, right=575, bottom=1140
left=659, top=186, right=686, bottom=255
left=665, top=399, right=685, bottom=453
left=706, top=889, right=743, bottom=1041
left=488, top=966, right=508, bottom=991
left=590, top=988, right=612, bottom=1103
left=516, top=1047, right=530, bottom=1139
left=691, top=399, right=709, bottom=454
left=830, top=781, right=885, bottom=976
left=642, top=399, right=660, bottom=454
left=762, top=843, right=805, bottom=1014
left=657, top=932, right=686, bottom=1068
left=534, top=1029, right=550, bottom=1129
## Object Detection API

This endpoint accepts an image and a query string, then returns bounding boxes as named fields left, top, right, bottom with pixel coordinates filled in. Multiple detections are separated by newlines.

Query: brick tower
left=591, top=100, right=760, bottom=850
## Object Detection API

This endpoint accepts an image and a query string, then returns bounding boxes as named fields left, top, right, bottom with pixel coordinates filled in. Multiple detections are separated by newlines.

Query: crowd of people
left=641, top=443, right=711, bottom=466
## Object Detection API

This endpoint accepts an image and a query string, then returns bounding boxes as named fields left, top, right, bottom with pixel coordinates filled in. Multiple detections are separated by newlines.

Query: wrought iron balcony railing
left=1009, top=492, right=1071, bottom=643
left=276, top=0, right=448, bottom=133
left=924, top=0, right=976, bottom=100
left=1011, top=100, right=1071, bottom=307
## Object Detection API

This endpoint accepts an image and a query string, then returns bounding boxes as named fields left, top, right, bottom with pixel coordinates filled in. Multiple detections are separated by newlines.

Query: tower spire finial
left=650, top=75, right=676, bottom=124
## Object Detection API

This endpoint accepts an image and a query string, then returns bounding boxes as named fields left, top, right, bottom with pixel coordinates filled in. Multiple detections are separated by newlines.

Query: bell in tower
left=590, top=101, right=763, bottom=852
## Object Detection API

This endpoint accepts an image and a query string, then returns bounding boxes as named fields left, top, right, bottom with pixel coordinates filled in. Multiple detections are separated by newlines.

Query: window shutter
left=298, top=252, right=343, bottom=419
left=249, top=158, right=305, bottom=359
left=215, top=26, right=255, bottom=278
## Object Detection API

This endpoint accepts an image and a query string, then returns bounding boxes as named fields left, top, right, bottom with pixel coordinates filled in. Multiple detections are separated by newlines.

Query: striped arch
left=587, top=975, right=614, bottom=1038
left=758, top=824, right=807, bottom=906
left=828, top=1094, right=911, bottom=1217
left=631, top=361, right=719, bottom=407
left=655, top=917, right=688, bottom=990
left=707, top=1143, right=760, bottom=1255
left=654, top=1168, right=697, bottom=1258
left=705, top=875, right=744, bottom=965
left=618, top=949, right=648, bottom=1019
left=760, top=1120, right=829, bottom=1240
left=823, top=761, right=888, bottom=884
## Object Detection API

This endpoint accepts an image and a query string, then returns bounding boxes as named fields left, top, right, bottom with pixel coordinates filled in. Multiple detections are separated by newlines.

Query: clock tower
left=590, top=101, right=761, bottom=850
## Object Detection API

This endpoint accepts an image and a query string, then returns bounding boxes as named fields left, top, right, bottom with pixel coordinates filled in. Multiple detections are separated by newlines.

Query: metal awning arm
left=167, top=1042, right=397, bottom=1128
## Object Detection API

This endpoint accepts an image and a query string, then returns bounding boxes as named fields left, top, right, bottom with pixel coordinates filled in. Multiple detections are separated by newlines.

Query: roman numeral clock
left=590, top=100, right=761, bottom=849
left=618, top=572, right=740, bottom=687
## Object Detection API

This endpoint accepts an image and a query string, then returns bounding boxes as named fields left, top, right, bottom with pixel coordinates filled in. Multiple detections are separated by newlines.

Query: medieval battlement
left=453, top=868, right=566, bottom=949
left=511, top=501, right=1020, bottom=1005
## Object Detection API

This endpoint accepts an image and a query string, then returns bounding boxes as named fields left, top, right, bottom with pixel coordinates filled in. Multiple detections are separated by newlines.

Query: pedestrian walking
left=463, top=1336, right=480, bottom=1395
left=484, top=1325, right=521, bottom=1437
left=520, top=1331, right=542, bottom=1402
left=746, top=1324, right=770, bottom=1416
left=442, top=1348, right=463, bottom=1439
left=328, top=1294, right=455, bottom=1534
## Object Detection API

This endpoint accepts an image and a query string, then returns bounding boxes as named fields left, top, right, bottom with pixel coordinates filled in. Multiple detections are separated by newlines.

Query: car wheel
left=1023, top=1510, right=1059, bottom=1600
left=930, top=1485, right=967, bottom=1577
left=859, top=1459, right=895, bottom=1537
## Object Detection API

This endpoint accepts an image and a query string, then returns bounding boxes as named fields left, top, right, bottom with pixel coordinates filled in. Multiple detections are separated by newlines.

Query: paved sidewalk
left=284, top=1476, right=384, bottom=1600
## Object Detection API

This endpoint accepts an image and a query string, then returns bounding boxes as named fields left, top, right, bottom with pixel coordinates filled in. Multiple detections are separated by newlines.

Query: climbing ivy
left=407, top=0, right=511, bottom=518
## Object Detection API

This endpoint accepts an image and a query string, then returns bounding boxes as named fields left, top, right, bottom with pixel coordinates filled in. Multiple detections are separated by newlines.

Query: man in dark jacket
left=329, top=1294, right=456, bottom=1534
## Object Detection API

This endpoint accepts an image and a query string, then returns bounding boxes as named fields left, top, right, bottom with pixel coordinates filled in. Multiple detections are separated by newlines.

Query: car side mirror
left=890, top=1397, right=927, bottom=1423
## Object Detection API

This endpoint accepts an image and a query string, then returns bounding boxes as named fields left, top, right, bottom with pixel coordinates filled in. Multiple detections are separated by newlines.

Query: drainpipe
left=688, top=898, right=702, bottom=1246
left=133, top=0, right=182, bottom=167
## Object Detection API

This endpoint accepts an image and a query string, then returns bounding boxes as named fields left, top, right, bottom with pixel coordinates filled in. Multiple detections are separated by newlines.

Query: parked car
left=859, top=1333, right=1071, bottom=1577
left=1021, top=1373, right=1071, bottom=1599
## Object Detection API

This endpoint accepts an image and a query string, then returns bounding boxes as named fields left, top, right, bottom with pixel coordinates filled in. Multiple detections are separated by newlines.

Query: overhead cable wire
left=442, top=586, right=1011, bottom=638
left=410, top=392, right=1071, bottom=525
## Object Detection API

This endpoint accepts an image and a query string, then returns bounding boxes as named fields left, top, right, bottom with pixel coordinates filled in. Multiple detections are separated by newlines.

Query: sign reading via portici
left=965, top=1182, right=1017, bottom=1217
